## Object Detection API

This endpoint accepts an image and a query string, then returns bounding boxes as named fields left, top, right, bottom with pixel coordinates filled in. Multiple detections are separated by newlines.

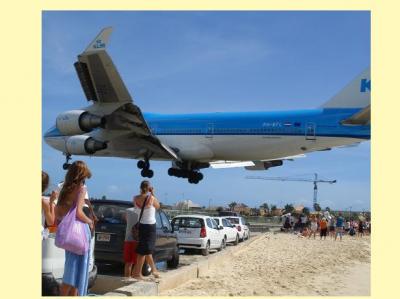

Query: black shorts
left=329, top=226, right=335, bottom=232
left=136, top=223, right=156, bottom=255
left=320, top=228, right=328, bottom=237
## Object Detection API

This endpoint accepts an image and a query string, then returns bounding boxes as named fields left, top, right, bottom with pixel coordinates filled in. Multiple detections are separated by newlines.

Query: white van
left=171, top=215, right=225, bottom=256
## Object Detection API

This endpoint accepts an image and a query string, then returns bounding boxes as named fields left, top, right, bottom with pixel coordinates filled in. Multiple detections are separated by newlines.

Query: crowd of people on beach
left=42, top=161, right=160, bottom=296
left=282, top=212, right=371, bottom=241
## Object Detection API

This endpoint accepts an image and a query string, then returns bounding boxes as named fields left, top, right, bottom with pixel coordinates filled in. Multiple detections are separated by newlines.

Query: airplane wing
left=74, top=27, right=180, bottom=161
left=210, top=154, right=306, bottom=170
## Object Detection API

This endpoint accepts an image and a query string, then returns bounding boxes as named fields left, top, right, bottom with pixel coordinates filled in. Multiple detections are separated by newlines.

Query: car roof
left=90, top=199, right=133, bottom=206
left=173, top=214, right=211, bottom=219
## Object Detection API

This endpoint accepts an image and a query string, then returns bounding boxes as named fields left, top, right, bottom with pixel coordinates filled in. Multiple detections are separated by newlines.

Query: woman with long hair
left=55, top=161, right=93, bottom=296
left=131, top=180, right=160, bottom=280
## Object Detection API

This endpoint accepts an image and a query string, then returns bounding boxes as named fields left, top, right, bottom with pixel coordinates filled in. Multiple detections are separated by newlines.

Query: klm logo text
left=360, top=78, right=371, bottom=92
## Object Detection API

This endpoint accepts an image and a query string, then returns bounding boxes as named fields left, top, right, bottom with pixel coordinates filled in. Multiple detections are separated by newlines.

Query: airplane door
left=305, top=122, right=316, bottom=140
left=205, top=123, right=214, bottom=138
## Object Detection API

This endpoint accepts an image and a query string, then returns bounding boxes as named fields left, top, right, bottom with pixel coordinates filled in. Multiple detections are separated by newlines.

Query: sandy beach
left=161, top=232, right=370, bottom=296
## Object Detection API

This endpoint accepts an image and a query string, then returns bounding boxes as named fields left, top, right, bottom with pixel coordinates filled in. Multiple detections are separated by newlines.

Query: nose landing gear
left=63, top=154, right=72, bottom=170
left=137, top=159, right=154, bottom=178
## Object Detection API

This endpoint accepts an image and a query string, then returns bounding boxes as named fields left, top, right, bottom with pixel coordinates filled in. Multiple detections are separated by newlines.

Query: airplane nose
left=43, top=126, right=66, bottom=152
left=44, top=126, right=61, bottom=139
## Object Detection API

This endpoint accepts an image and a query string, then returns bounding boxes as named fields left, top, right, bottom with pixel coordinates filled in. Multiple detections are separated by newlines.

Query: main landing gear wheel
left=138, top=159, right=154, bottom=178
left=167, top=167, right=204, bottom=184
left=141, top=168, right=154, bottom=178
left=188, top=171, right=203, bottom=184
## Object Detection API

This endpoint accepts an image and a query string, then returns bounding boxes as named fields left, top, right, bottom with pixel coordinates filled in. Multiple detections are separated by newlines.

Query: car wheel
left=201, top=241, right=210, bottom=256
left=234, top=234, right=239, bottom=245
left=217, top=239, right=225, bottom=251
left=167, top=246, right=180, bottom=269
left=142, top=262, right=152, bottom=276
left=222, top=238, right=226, bottom=249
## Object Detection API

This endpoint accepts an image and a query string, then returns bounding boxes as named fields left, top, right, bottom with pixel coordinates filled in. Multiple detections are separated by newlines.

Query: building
left=233, top=203, right=251, bottom=216
left=174, top=199, right=202, bottom=210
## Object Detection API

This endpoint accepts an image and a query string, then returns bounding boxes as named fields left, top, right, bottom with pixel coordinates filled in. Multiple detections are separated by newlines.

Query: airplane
left=44, top=27, right=371, bottom=184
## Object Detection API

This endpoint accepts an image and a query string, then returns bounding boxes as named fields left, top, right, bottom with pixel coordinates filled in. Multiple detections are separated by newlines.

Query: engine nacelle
left=56, top=110, right=105, bottom=135
left=66, top=135, right=107, bottom=155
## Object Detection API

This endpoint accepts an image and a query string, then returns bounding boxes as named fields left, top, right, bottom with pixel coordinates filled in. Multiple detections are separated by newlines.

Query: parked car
left=42, top=201, right=97, bottom=296
left=218, top=211, right=240, bottom=217
left=225, top=216, right=251, bottom=241
left=171, top=215, right=225, bottom=256
left=213, top=217, right=240, bottom=245
left=91, top=200, right=180, bottom=274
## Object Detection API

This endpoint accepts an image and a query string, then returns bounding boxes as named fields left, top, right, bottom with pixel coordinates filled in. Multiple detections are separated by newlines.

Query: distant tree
left=313, top=203, right=322, bottom=211
left=302, top=207, right=310, bottom=215
left=228, top=201, right=238, bottom=211
left=241, top=203, right=249, bottom=208
left=216, top=206, right=224, bottom=213
left=101, top=195, right=107, bottom=200
left=271, top=205, right=277, bottom=211
left=260, top=203, right=269, bottom=211
left=284, top=204, right=294, bottom=213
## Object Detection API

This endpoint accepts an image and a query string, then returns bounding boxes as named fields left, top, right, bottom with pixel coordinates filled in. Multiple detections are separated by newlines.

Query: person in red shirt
left=319, top=217, right=328, bottom=240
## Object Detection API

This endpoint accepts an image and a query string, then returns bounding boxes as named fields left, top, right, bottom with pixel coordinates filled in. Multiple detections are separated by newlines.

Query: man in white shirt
left=124, top=208, right=139, bottom=278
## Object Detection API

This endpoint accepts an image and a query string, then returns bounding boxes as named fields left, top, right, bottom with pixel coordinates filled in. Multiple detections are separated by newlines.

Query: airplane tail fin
left=83, top=27, right=113, bottom=53
left=320, top=67, right=370, bottom=109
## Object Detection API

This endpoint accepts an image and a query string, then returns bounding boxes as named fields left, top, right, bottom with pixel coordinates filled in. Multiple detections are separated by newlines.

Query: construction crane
left=246, top=173, right=337, bottom=209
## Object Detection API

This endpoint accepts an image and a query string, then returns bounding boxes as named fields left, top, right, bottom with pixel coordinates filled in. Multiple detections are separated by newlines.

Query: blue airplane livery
left=44, top=27, right=371, bottom=184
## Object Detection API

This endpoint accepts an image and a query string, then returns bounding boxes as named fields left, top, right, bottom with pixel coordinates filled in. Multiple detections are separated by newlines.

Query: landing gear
left=168, top=167, right=204, bottom=184
left=137, top=159, right=154, bottom=178
left=63, top=154, right=72, bottom=170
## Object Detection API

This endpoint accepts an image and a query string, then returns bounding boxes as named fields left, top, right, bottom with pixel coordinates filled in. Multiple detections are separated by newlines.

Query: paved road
left=97, top=234, right=259, bottom=277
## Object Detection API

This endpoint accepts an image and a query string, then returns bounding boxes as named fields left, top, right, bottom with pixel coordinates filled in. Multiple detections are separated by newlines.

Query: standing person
left=335, top=213, right=345, bottom=241
left=132, top=180, right=161, bottom=280
left=319, top=217, right=328, bottom=240
left=42, top=171, right=58, bottom=239
left=55, top=161, right=94, bottom=296
left=301, top=214, right=308, bottom=231
left=124, top=207, right=139, bottom=278
left=358, top=219, right=364, bottom=238
left=309, top=216, right=318, bottom=239
left=329, top=216, right=336, bottom=239
left=283, top=216, right=291, bottom=232
left=345, top=219, right=351, bottom=233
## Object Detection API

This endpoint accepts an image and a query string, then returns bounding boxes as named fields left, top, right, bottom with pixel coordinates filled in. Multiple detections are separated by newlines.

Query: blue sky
left=42, top=11, right=370, bottom=211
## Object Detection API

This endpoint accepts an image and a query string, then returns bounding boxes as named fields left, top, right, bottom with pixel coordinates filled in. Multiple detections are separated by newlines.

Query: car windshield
left=173, top=217, right=203, bottom=229
left=226, top=217, right=239, bottom=224
left=92, top=203, right=130, bottom=224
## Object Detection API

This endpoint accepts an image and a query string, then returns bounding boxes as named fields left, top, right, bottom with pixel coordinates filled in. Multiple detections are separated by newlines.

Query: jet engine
left=65, top=135, right=107, bottom=155
left=56, top=110, right=105, bottom=135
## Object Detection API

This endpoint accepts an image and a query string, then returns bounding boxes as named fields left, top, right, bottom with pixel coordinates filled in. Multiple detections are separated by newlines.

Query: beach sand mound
left=161, top=233, right=370, bottom=296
